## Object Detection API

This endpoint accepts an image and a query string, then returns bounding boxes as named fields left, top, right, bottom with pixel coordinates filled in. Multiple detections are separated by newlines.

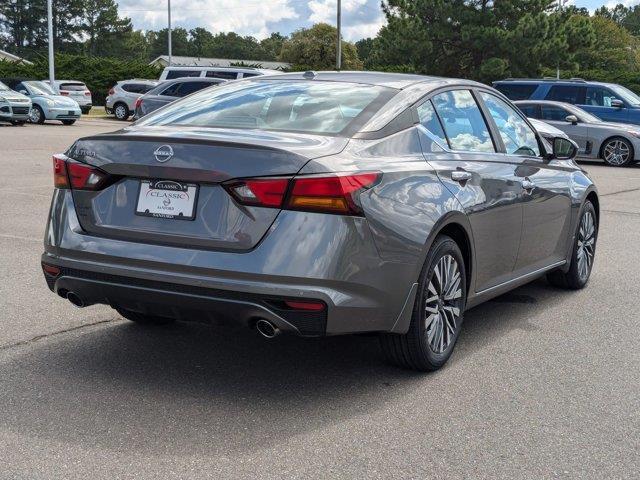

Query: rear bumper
left=43, top=190, right=419, bottom=336
left=43, top=265, right=328, bottom=336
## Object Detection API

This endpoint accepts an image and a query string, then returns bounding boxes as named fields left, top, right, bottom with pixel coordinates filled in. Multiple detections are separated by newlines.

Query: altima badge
left=154, top=145, right=174, bottom=163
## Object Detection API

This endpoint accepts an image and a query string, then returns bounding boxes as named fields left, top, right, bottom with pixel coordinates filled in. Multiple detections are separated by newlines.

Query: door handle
left=451, top=170, right=472, bottom=183
left=522, top=179, right=535, bottom=192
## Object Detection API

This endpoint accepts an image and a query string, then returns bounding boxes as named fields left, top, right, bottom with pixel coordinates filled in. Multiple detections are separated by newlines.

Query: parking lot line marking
left=0, top=233, right=40, bottom=242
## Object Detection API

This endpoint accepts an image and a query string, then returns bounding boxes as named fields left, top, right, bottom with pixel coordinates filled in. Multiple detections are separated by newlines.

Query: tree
left=83, top=0, right=132, bottom=56
left=189, top=27, right=214, bottom=57
left=369, top=0, right=595, bottom=82
left=260, top=32, right=286, bottom=61
left=148, top=27, right=190, bottom=59
left=279, top=23, right=363, bottom=70
left=574, top=15, right=640, bottom=71
left=355, top=37, right=374, bottom=66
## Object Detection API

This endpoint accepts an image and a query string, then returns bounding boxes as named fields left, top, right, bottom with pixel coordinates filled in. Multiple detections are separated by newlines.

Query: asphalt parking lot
left=0, top=119, right=638, bottom=479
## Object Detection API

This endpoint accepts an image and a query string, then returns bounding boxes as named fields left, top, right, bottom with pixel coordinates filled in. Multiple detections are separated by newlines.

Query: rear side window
left=541, top=105, right=571, bottom=121
left=205, top=71, right=239, bottom=80
left=480, top=93, right=539, bottom=157
left=242, top=73, right=260, bottom=78
left=546, top=86, right=584, bottom=104
left=165, top=70, right=201, bottom=80
left=494, top=83, right=538, bottom=101
left=517, top=104, right=540, bottom=119
left=431, top=90, right=495, bottom=153
left=176, top=81, right=214, bottom=97
left=417, top=100, right=448, bottom=147
left=160, top=83, right=181, bottom=97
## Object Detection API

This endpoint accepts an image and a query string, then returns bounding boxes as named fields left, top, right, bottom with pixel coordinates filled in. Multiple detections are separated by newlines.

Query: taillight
left=108, top=88, right=115, bottom=95
left=52, top=154, right=109, bottom=190
left=224, top=172, right=380, bottom=216
left=134, top=98, right=142, bottom=109
left=84, top=90, right=91, bottom=96
left=60, top=91, right=69, bottom=96
left=287, top=173, right=380, bottom=215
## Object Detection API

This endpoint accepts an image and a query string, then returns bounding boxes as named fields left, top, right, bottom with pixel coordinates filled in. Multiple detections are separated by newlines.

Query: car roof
left=514, top=100, right=574, bottom=107
left=495, top=78, right=615, bottom=88
left=119, top=79, right=159, bottom=84
left=254, top=71, right=486, bottom=90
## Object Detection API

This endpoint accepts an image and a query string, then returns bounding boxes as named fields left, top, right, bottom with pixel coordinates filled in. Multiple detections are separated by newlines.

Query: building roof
left=0, top=49, right=33, bottom=65
left=149, top=55, right=289, bottom=70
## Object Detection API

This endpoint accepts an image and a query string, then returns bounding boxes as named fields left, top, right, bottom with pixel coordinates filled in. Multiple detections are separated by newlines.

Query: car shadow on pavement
left=0, top=278, right=572, bottom=456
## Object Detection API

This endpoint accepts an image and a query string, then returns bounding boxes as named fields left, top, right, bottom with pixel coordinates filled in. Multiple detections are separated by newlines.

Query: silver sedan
left=515, top=100, right=640, bottom=166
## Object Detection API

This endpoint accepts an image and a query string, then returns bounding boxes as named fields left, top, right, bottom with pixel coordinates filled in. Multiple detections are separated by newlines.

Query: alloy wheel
left=424, top=254, right=463, bottom=354
left=577, top=210, right=596, bottom=281
left=115, top=105, right=128, bottom=120
left=29, top=107, right=41, bottom=123
left=603, top=139, right=631, bottom=166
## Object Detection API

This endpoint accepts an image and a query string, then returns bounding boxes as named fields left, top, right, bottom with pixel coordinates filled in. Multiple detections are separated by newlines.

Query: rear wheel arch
left=585, top=190, right=600, bottom=224
left=437, top=222, right=473, bottom=293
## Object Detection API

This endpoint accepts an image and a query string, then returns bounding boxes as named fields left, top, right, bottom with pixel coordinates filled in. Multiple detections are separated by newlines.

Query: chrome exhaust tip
left=66, top=292, right=85, bottom=308
left=255, top=319, right=280, bottom=339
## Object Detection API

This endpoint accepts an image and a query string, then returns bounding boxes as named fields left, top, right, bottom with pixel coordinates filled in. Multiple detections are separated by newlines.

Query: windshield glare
left=137, top=80, right=392, bottom=135
left=611, top=85, right=640, bottom=106
left=25, top=81, right=56, bottom=95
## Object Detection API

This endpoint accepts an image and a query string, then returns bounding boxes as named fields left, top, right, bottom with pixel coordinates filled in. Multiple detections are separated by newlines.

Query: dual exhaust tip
left=63, top=291, right=281, bottom=339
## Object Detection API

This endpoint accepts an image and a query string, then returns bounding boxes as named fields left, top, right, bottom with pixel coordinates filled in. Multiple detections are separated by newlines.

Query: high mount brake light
left=52, top=154, right=110, bottom=190
left=224, top=172, right=380, bottom=216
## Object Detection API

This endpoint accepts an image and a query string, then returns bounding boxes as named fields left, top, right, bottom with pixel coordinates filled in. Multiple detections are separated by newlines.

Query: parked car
left=134, top=77, right=226, bottom=119
left=0, top=80, right=31, bottom=125
left=0, top=79, right=81, bottom=125
left=159, top=65, right=281, bottom=81
left=42, top=72, right=598, bottom=371
left=516, top=100, right=640, bottom=167
left=105, top=79, right=159, bottom=121
left=43, top=80, right=92, bottom=114
left=494, top=78, right=640, bottom=126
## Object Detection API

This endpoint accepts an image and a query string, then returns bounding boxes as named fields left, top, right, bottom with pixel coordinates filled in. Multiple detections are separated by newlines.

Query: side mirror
left=565, top=114, right=578, bottom=125
left=550, top=137, right=578, bottom=161
left=611, top=99, right=625, bottom=109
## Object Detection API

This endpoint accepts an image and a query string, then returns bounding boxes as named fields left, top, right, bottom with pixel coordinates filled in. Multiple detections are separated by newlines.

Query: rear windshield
left=60, top=82, right=86, bottom=91
left=137, top=80, right=394, bottom=135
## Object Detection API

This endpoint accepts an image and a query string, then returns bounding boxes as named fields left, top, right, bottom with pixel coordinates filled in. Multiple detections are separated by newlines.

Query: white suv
left=159, top=66, right=282, bottom=81
left=105, top=79, right=159, bottom=121
left=44, top=80, right=92, bottom=114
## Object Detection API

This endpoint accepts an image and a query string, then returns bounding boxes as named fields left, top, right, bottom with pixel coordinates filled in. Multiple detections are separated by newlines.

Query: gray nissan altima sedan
left=42, top=72, right=599, bottom=371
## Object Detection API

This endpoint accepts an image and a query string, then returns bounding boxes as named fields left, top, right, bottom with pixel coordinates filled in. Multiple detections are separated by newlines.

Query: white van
left=159, top=66, right=282, bottom=81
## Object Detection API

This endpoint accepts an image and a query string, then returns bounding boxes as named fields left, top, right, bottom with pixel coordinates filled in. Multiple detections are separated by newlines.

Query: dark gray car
left=134, top=77, right=226, bottom=119
left=516, top=100, right=640, bottom=167
left=42, top=72, right=599, bottom=371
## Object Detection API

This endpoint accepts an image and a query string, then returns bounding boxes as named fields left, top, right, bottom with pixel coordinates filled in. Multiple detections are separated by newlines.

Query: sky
left=114, top=0, right=638, bottom=42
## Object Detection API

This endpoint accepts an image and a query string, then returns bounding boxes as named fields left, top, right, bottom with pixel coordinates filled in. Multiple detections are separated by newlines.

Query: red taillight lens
left=134, top=98, right=142, bottom=109
left=53, top=155, right=69, bottom=188
left=225, top=172, right=380, bottom=216
left=52, top=154, right=109, bottom=190
left=226, top=178, right=290, bottom=208
left=60, top=91, right=69, bottom=96
left=108, top=88, right=115, bottom=95
left=287, top=172, right=380, bottom=215
left=84, top=90, right=91, bottom=96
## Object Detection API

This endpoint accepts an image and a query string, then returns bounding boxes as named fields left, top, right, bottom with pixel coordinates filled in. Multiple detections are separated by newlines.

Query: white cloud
left=308, top=0, right=386, bottom=40
left=118, top=0, right=298, bottom=39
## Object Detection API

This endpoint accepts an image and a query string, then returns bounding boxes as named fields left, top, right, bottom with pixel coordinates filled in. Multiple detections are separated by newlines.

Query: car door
left=579, top=85, right=629, bottom=124
left=416, top=89, right=524, bottom=293
left=539, top=104, right=592, bottom=155
left=479, top=92, right=573, bottom=274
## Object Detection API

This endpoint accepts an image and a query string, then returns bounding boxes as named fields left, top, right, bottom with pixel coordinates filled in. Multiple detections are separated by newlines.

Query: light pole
left=47, top=0, right=55, bottom=83
left=168, top=0, right=172, bottom=66
left=556, top=0, right=567, bottom=79
left=336, top=0, right=342, bottom=70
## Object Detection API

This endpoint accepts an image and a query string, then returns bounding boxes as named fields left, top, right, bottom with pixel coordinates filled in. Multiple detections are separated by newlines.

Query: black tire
left=29, top=104, right=45, bottom=124
left=601, top=137, right=634, bottom=167
left=61, top=120, right=76, bottom=126
left=80, top=107, right=91, bottom=114
left=115, top=307, right=175, bottom=326
left=380, top=235, right=467, bottom=371
left=547, top=201, right=598, bottom=289
left=113, top=102, right=130, bottom=121
left=10, top=120, right=25, bottom=126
